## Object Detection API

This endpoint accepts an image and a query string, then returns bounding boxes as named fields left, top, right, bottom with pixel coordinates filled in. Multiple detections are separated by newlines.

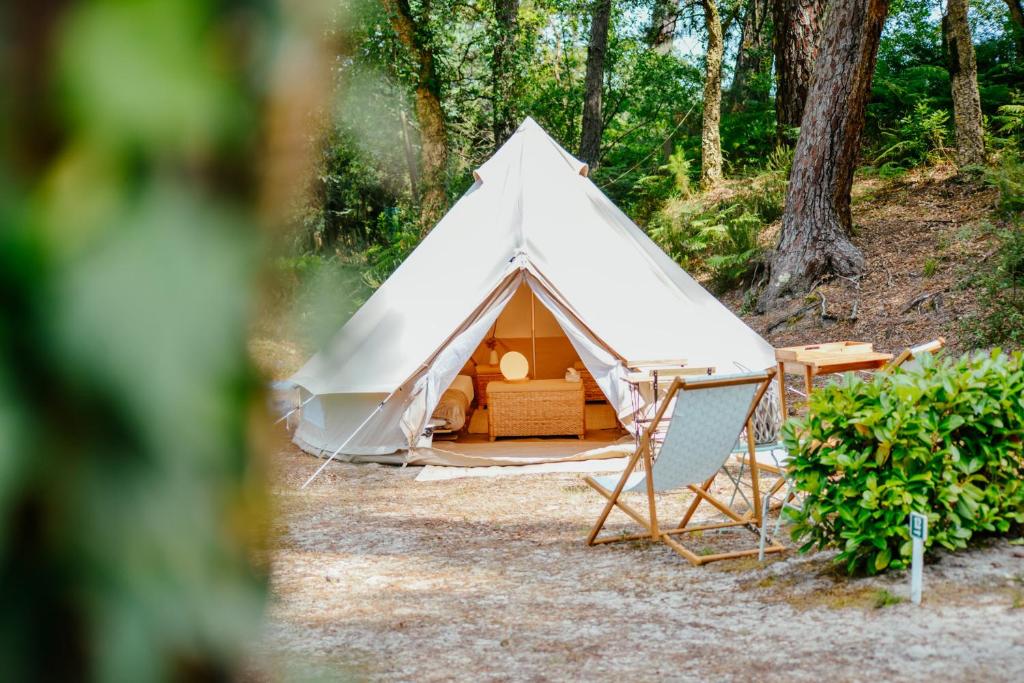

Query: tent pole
left=531, top=290, right=537, bottom=379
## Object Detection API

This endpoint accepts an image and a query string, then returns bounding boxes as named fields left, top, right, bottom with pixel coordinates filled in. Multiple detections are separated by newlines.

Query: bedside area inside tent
left=425, top=281, right=626, bottom=459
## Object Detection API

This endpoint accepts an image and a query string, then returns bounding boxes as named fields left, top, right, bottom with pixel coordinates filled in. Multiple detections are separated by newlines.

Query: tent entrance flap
left=522, top=272, right=635, bottom=432
left=395, top=272, right=525, bottom=449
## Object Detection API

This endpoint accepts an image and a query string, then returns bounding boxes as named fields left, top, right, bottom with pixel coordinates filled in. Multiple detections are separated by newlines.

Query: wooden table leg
left=804, top=365, right=814, bottom=398
left=776, top=361, right=787, bottom=418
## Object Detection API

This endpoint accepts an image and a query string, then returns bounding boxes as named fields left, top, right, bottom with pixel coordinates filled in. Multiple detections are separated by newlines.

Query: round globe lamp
left=499, top=351, right=529, bottom=383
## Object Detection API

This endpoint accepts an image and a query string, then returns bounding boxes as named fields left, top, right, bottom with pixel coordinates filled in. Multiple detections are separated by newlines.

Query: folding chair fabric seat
left=583, top=371, right=786, bottom=566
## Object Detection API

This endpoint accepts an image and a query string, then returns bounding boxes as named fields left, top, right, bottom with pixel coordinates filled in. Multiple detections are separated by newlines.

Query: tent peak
left=474, top=118, right=588, bottom=183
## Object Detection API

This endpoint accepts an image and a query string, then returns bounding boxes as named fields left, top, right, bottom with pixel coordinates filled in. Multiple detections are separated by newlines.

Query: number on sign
left=909, top=511, right=928, bottom=540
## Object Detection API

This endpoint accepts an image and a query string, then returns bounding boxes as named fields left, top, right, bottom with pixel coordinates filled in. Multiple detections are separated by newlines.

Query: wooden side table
left=775, top=342, right=893, bottom=417
left=572, top=361, right=606, bottom=402
left=475, top=364, right=503, bottom=407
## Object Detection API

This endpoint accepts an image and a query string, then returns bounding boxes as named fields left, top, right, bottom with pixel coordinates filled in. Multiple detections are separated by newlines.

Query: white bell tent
left=289, top=117, right=775, bottom=467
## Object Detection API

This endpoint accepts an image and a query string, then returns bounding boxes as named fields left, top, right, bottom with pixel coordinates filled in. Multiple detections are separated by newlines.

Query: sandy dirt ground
left=256, top=444, right=1024, bottom=682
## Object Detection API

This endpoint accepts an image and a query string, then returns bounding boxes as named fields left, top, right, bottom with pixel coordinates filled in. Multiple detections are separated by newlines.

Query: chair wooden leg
left=686, top=484, right=747, bottom=523
left=584, top=476, right=622, bottom=545
left=677, top=475, right=715, bottom=529
left=661, top=534, right=703, bottom=566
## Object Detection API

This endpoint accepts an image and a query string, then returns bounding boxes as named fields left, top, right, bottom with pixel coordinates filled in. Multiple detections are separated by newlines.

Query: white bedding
left=431, top=375, right=475, bottom=432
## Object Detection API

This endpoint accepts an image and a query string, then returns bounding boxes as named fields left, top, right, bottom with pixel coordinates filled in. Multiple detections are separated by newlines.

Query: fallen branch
left=764, top=301, right=818, bottom=335
left=901, top=289, right=946, bottom=313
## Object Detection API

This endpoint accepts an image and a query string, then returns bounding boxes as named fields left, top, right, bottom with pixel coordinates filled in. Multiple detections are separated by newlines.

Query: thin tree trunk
left=944, top=0, right=985, bottom=167
left=1005, top=0, right=1024, bottom=57
left=579, top=0, right=612, bottom=167
left=729, top=0, right=772, bottom=111
left=773, top=0, right=826, bottom=141
left=648, top=0, right=680, bottom=53
left=758, top=0, right=890, bottom=311
left=491, top=0, right=520, bottom=148
left=700, top=0, right=725, bottom=188
left=381, top=0, right=449, bottom=233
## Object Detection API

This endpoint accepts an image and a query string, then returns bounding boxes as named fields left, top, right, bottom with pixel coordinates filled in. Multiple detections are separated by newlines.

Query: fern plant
left=872, top=102, right=951, bottom=170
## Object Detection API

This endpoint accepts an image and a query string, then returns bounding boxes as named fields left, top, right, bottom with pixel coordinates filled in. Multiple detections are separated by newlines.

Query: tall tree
left=381, top=0, right=449, bottom=232
left=772, top=0, right=826, bottom=140
left=580, top=0, right=613, bottom=167
left=491, top=0, right=520, bottom=148
left=943, top=0, right=985, bottom=167
left=700, top=0, right=726, bottom=187
left=759, top=0, right=891, bottom=310
left=649, top=0, right=680, bottom=53
left=729, top=0, right=772, bottom=110
left=1005, top=0, right=1024, bottom=57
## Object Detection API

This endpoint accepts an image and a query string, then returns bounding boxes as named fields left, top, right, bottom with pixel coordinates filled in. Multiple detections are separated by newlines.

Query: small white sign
left=909, top=512, right=928, bottom=540
left=909, top=512, right=928, bottom=605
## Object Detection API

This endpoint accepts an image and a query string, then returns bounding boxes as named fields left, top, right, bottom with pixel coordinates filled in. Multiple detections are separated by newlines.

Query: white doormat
left=416, top=454, right=629, bottom=482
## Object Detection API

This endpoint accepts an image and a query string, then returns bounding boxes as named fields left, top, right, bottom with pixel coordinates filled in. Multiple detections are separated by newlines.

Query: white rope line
left=598, top=100, right=699, bottom=189
left=273, top=394, right=316, bottom=426
left=300, top=398, right=390, bottom=490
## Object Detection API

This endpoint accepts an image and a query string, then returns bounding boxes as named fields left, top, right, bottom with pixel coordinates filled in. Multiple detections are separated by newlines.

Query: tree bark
left=700, top=0, right=725, bottom=188
left=758, top=0, right=890, bottom=311
left=579, top=0, right=612, bottom=167
left=1004, top=0, right=1024, bottom=58
left=729, top=0, right=772, bottom=111
left=944, top=0, right=985, bottom=167
left=491, top=0, right=520, bottom=148
left=381, top=0, right=449, bottom=233
left=648, top=0, right=680, bottom=53
left=772, top=0, right=826, bottom=141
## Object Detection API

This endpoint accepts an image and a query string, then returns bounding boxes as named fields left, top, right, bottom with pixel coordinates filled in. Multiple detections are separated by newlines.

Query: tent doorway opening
left=427, top=282, right=626, bottom=457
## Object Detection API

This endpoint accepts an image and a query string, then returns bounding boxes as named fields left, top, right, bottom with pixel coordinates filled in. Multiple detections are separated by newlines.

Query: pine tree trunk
left=729, top=0, right=772, bottom=111
left=700, top=0, right=724, bottom=188
left=648, top=0, right=680, bottom=53
left=944, top=0, right=986, bottom=167
left=382, top=0, right=449, bottom=233
left=773, top=0, right=826, bottom=140
left=491, top=0, right=520, bottom=148
left=1005, top=0, right=1024, bottom=58
left=758, top=0, right=890, bottom=311
left=580, top=0, right=612, bottom=167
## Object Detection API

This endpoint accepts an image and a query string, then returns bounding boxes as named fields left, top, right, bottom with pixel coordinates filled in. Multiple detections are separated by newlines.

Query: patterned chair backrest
left=647, top=375, right=761, bottom=493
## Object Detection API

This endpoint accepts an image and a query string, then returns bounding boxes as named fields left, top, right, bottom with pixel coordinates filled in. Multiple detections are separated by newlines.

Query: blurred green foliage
left=1, top=0, right=272, bottom=680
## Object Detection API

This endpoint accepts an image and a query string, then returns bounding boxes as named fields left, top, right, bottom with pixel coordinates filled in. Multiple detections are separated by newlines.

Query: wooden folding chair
left=584, top=370, right=785, bottom=566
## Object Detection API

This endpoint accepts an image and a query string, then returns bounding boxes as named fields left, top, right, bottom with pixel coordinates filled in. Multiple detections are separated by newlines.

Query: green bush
left=782, top=351, right=1024, bottom=575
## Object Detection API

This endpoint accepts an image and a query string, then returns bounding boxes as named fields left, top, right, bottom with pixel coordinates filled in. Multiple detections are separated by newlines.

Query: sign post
left=909, top=512, right=928, bottom=605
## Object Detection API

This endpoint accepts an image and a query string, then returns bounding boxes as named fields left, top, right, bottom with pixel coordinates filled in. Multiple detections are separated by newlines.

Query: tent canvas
left=289, top=118, right=775, bottom=467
